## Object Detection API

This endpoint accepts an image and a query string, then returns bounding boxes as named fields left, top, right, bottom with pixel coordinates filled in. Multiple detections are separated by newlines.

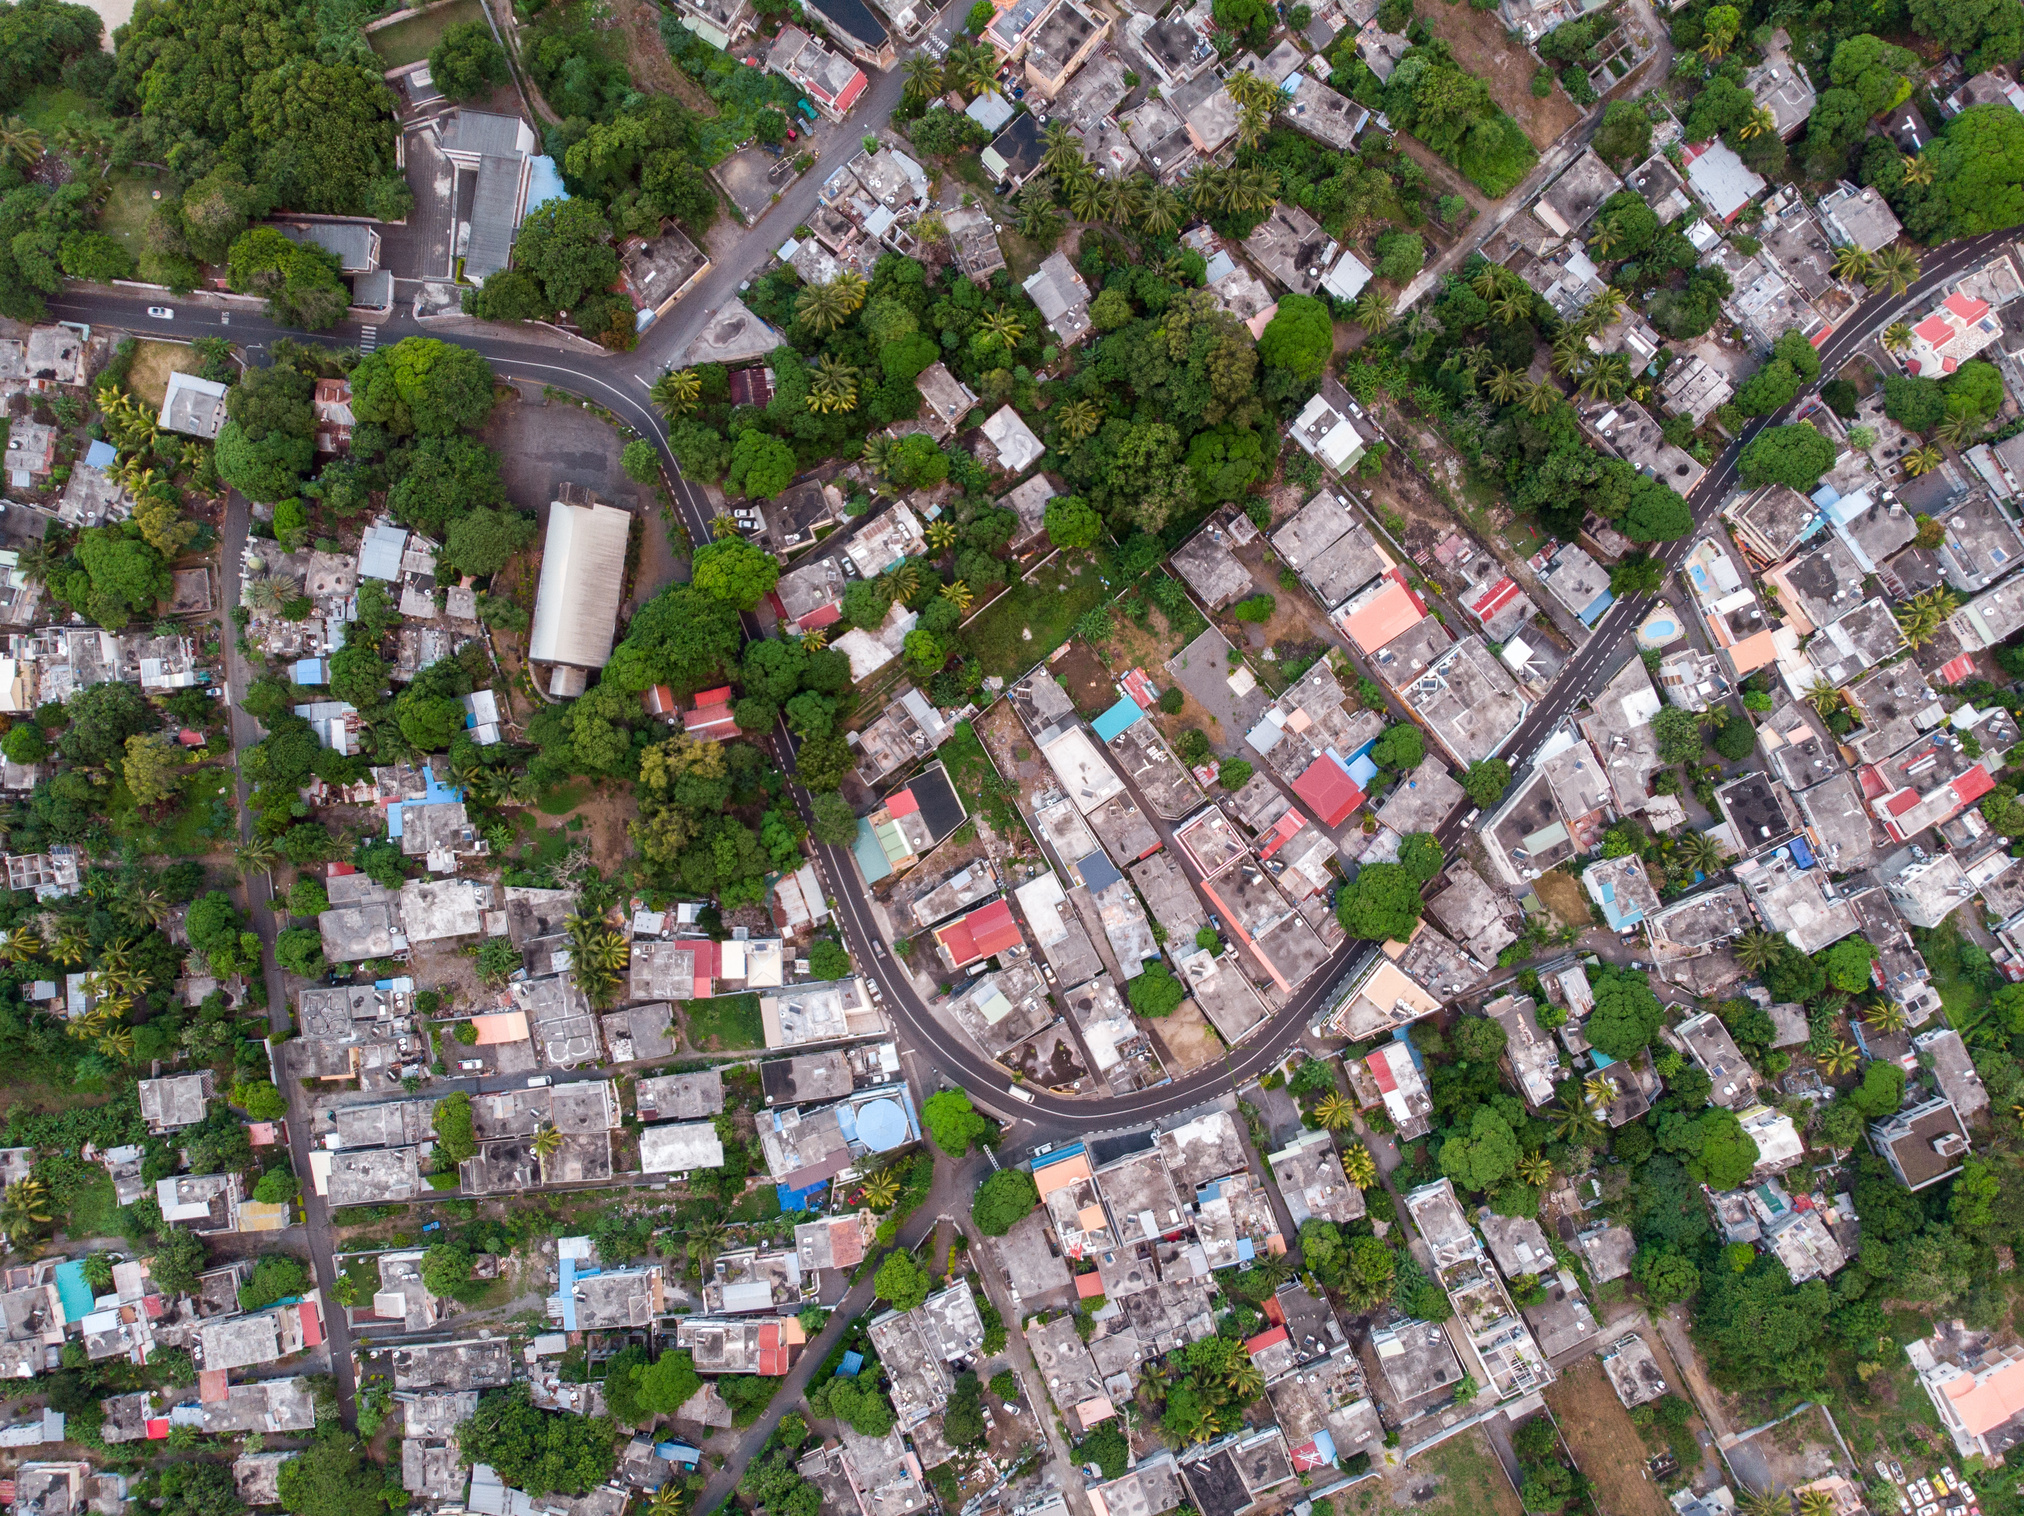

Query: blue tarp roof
left=1091, top=696, right=1145, bottom=744
left=526, top=155, right=567, bottom=216
left=775, top=1178, right=828, bottom=1212
left=1789, top=835, right=1816, bottom=869
left=385, top=765, right=463, bottom=839
left=838, top=1351, right=865, bottom=1378
left=293, top=658, right=327, bottom=685
left=83, top=439, right=116, bottom=471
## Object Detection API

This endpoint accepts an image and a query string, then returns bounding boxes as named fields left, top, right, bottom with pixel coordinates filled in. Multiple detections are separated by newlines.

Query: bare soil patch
left=1370, top=1425, right=1524, bottom=1516
left=1050, top=641, right=1117, bottom=716
left=609, top=0, right=715, bottom=113
left=1415, top=1, right=1582, bottom=151
left=1150, top=999, right=1224, bottom=1075
left=126, top=340, right=201, bottom=409
left=1531, top=869, right=1591, bottom=930
left=1544, top=1358, right=1676, bottom=1516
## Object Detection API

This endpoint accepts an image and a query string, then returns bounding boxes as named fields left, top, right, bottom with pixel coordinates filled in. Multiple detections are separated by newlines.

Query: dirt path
left=1653, top=1305, right=1736, bottom=1442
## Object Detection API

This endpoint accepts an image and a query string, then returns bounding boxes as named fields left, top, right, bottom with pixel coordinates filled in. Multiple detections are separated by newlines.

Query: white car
left=145, top=306, right=174, bottom=319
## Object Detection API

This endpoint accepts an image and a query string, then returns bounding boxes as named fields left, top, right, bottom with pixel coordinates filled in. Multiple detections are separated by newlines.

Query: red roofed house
left=933, top=896, right=1023, bottom=969
left=685, top=687, right=740, bottom=741
left=296, top=1298, right=323, bottom=1348
left=1076, top=1272, right=1106, bottom=1300
left=1910, top=1326, right=2024, bottom=1465
left=1903, top=290, right=2000, bottom=376
left=1292, top=754, right=1365, bottom=827
left=644, top=685, right=678, bottom=720
left=1865, top=734, right=2000, bottom=841
left=756, top=1317, right=805, bottom=1375
left=1256, top=808, right=1307, bottom=861
left=1939, top=654, right=1978, bottom=686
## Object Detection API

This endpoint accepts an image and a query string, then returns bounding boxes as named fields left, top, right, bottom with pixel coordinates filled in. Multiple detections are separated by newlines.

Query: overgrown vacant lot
left=1413, top=3, right=1581, bottom=151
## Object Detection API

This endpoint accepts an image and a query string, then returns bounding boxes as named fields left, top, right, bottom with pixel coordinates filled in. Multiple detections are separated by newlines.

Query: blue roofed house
left=1583, top=854, right=1661, bottom=932
left=1091, top=695, right=1144, bottom=744
left=83, top=440, right=115, bottom=472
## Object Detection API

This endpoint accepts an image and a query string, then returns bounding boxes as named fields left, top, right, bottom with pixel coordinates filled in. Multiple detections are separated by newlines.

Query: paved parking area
left=1164, top=625, right=1272, bottom=758
left=715, top=148, right=799, bottom=223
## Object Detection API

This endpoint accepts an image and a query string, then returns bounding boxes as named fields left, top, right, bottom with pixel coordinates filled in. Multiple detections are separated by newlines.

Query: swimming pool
left=1635, top=602, right=1683, bottom=649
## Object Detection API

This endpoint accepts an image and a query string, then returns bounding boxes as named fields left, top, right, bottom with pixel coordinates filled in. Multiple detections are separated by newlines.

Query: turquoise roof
left=1091, top=696, right=1144, bottom=744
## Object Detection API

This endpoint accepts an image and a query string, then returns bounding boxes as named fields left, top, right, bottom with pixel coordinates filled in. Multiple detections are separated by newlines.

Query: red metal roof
left=1885, top=789, right=1921, bottom=817
left=1290, top=1438, right=1331, bottom=1472
left=692, top=687, right=733, bottom=707
left=1939, top=654, right=1977, bottom=685
left=644, top=685, right=676, bottom=715
left=799, top=601, right=843, bottom=630
left=1809, top=324, right=1833, bottom=348
left=298, top=1298, right=323, bottom=1348
left=1954, top=765, right=1998, bottom=806
left=1292, top=755, right=1364, bottom=827
left=1468, top=576, right=1522, bottom=619
left=1914, top=313, right=1954, bottom=344
left=144, top=1418, right=170, bottom=1439
left=1946, top=292, right=1992, bottom=323
left=1366, top=1047, right=1397, bottom=1092
left=1257, top=808, right=1307, bottom=861
left=1244, top=1325, right=1289, bottom=1358
left=835, top=71, right=868, bottom=113
left=684, top=704, right=739, bottom=738
left=1076, top=1272, right=1107, bottom=1299
left=938, top=897, right=1022, bottom=966
left=885, top=788, right=921, bottom=818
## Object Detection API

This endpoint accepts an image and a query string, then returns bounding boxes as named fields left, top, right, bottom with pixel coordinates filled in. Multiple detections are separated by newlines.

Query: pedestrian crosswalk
left=359, top=326, right=379, bottom=353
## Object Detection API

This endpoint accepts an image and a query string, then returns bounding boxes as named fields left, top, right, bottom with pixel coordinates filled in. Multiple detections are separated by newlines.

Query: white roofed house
left=528, top=487, right=633, bottom=698
left=1023, top=252, right=1094, bottom=347
left=1288, top=376, right=1375, bottom=477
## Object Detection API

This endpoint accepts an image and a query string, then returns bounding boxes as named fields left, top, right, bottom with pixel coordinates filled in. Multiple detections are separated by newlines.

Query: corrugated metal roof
left=528, top=500, right=631, bottom=668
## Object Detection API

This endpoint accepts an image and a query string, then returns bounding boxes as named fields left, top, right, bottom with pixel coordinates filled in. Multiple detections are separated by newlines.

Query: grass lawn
left=367, top=0, right=485, bottom=66
left=65, top=1172, right=123, bottom=1242
left=965, top=554, right=1113, bottom=678
left=16, top=86, right=104, bottom=133
left=539, top=780, right=591, bottom=816
left=730, top=1185, right=778, bottom=1220
left=98, top=174, right=160, bottom=255
left=116, top=771, right=236, bottom=857
left=681, top=993, right=764, bottom=1050
left=337, top=1252, right=380, bottom=1306
left=1918, top=921, right=1982, bottom=1026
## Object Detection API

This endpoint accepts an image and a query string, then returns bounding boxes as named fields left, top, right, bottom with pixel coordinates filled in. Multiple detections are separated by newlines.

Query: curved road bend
left=33, top=222, right=2005, bottom=1422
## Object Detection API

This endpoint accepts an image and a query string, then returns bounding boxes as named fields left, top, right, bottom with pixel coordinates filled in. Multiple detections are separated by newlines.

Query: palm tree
left=807, top=355, right=860, bottom=415
left=1830, top=244, right=1871, bottom=284
left=1312, top=1092, right=1354, bottom=1130
left=884, top=560, right=925, bottom=602
left=1799, top=678, right=1841, bottom=721
left=1676, top=829, right=1731, bottom=879
left=800, top=626, right=829, bottom=652
left=1492, top=290, right=1533, bottom=325
left=1102, top=176, right=1144, bottom=225
left=1905, top=443, right=1943, bottom=476
left=115, top=888, right=169, bottom=931
left=1055, top=398, right=1101, bottom=444
left=1939, top=410, right=1980, bottom=448
left=0, top=119, right=43, bottom=169
left=1797, top=1489, right=1836, bottom=1516
left=832, top=271, right=868, bottom=317
left=1549, top=1093, right=1605, bottom=1144
left=1586, top=217, right=1621, bottom=258
left=651, top=368, right=702, bottom=420
left=940, top=580, right=973, bottom=613
left=1738, top=1488, right=1789, bottom=1516
left=1067, top=173, right=1106, bottom=223
left=1738, top=105, right=1778, bottom=140
left=1819, top=1040, right=1860, bottom=1077
left=795, top=281, right=848, bottom=334
left=1486, top=366, right=1525, bottom=404
left=1142, top=186, right=1183, bottom=237
left=1895, top=586, right=1960, bottom=647
left=647, top=1485, right=687, bottom=1516
left=1868, top=1001, right=1908, bottom=1035
left=1523, top=379, right=1561, bottom=416
left=1901, top=152, right=1934, bottom=187
left=235, top=836, right=280, bottom=881
left=1583, top=286, right=1626, bottom=328
left=1515, top=1152, right=1553, bottom=1187
left=0, top=1177, right=52, bottom=1236
left=1583, top=1072, right=1614, bottom=1108
left=1, top=927, right=41, bottom=964
left=244, top=574, right=290, bottom=613
left=1551, top=331, right=1590, bottom=376
left=1230, top=165, right=1279, bottom=212
left=46, top=923, right=89, bottom=966
left=96, top=1027, right=134, bottom=1062
left=1340, top=1141, right=1377, bottom=1188
left=687, top=1215, right=729, bottom=1274
left=1352, top=289, right=1393, bottom=333
left=1578, top=354, right=1631, bottom=402
left=1881, top=321, right=1913, bottom=355
left=926, top=519, right=956, bottom=555
left=533, top=1123, right=562, bottom=1160
left=861, top=1168, right=901, bottom=1209
left=1735, top=928, right=1785, bottom=973
left=1226, top=1359, right=1265, bottom=1402
left=1041, top=121, right=1083, bottom=177
left=1017, top=182, right=1063, bottom=241
left=505, top=771, right=541, bottom=808
left=1871, top=245, right=1920, bottom=295
left=980, top=310, right=1026, bottom=348
left=902, top=52, right=944, bottom=105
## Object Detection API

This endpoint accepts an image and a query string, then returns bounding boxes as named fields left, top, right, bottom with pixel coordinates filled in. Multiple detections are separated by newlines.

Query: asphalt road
left=42, top=169, right=2010, bottom=1434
